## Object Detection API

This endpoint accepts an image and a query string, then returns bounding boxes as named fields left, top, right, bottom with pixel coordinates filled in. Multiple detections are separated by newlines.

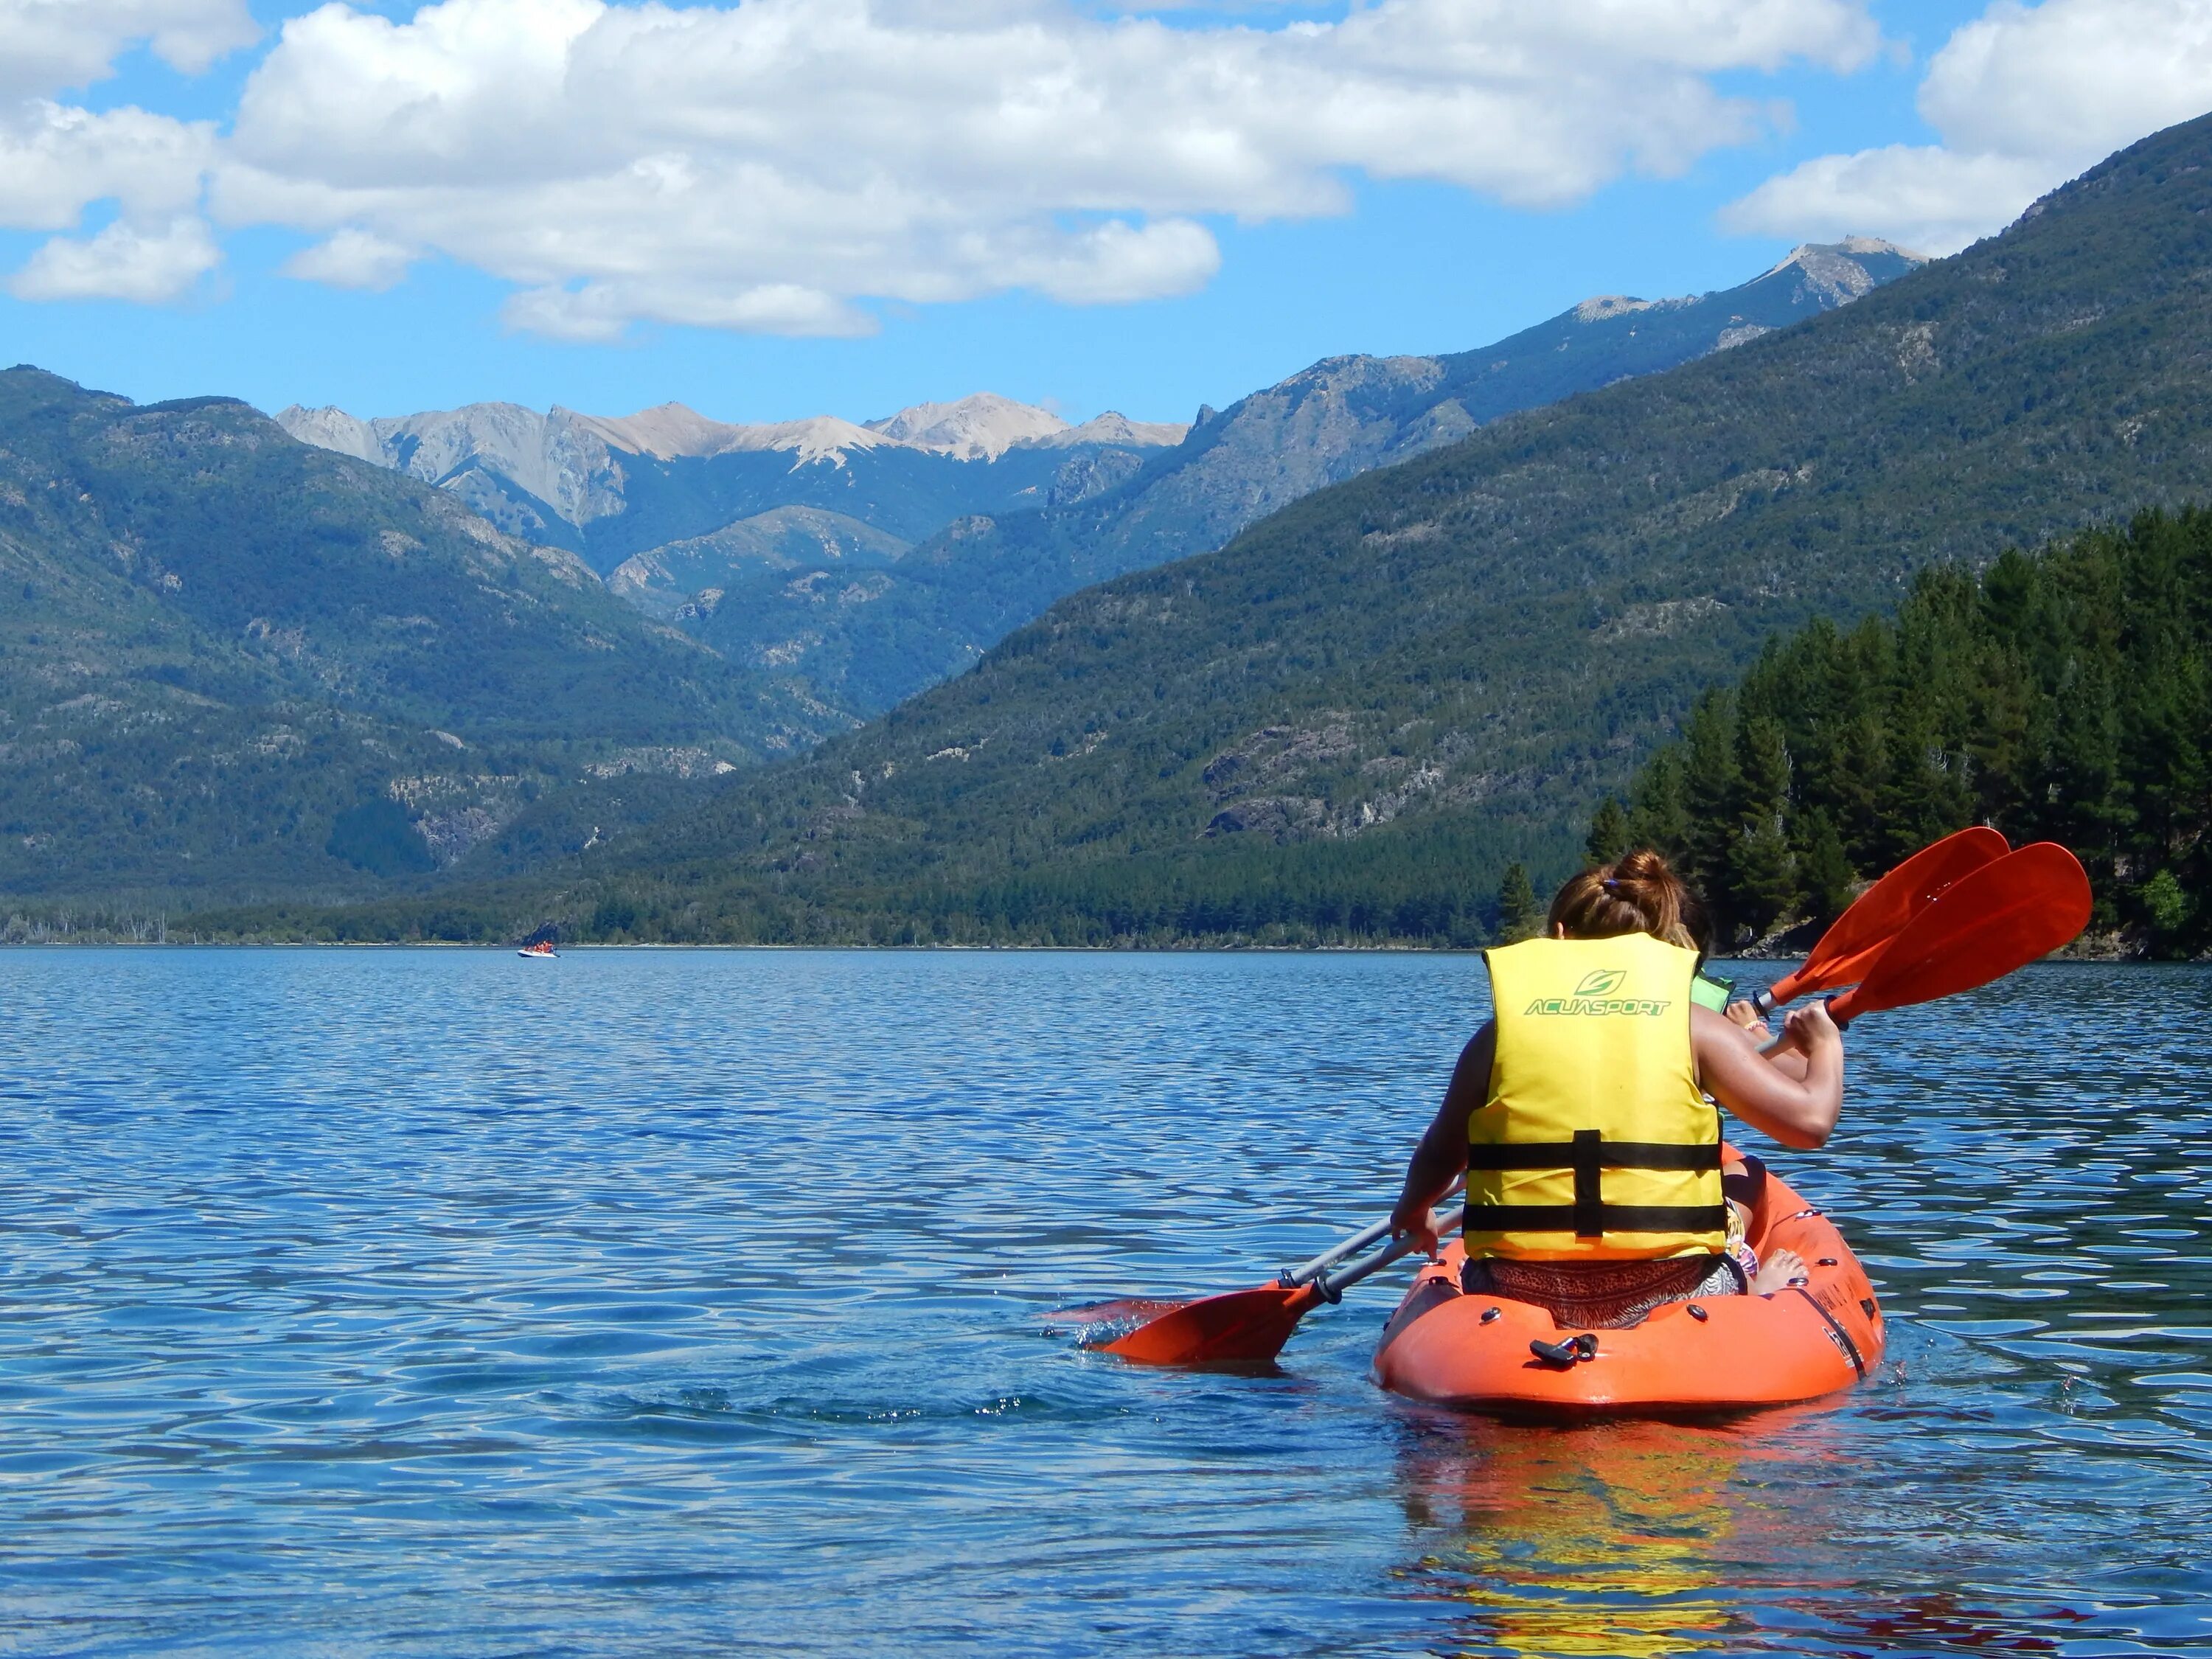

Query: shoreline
left=0, top=938, right=2183, bottom=961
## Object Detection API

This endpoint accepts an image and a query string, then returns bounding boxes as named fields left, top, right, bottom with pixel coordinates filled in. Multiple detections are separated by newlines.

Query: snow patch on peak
left=866, top=393, right=1068, bottom=460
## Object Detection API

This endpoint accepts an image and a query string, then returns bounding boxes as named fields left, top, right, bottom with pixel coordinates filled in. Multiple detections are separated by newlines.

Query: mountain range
left=278, top=240, right=1921, bottom=729
left=273, top=393, right=1188, bottom=575
left=919, top=237, right=1927, bottom=606
left=0, top=234, right=1926, bottom=914
left=0, top=371, right=835, bottom=904
left=350, top=114, right=2212, bottom=947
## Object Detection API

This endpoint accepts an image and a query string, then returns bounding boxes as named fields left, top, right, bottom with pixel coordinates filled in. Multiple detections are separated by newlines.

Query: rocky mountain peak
left=273, top=404, right=382, bottom=463
left=1026, top=411, right=1191, bottom=450
left=1573, top=296, right=1658, bottom=324
left=864, top=393, right=1069, bottom=460
left=1761, top=238, right=1929, bottom=305
left=573, top=402, right=734, bottom=460
left=714, top=416, right=896, bottom=467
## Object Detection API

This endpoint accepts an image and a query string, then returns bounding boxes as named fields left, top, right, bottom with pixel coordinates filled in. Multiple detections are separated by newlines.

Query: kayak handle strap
left=1531, top=1333, right=1599, bottom=1368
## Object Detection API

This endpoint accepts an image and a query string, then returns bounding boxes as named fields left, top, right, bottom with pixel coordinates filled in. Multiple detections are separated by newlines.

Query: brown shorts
left=1460, top=1253, right=1745, bottom=1329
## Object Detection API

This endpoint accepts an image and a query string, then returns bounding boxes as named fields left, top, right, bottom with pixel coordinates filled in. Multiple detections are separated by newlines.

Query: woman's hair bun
left=1544, top=846, right=1698, bottom=948
left=1612, top=848, right=1672, bottom=886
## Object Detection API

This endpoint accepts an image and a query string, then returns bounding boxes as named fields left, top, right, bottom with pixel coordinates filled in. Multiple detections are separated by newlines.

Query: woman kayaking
left=1387, top=849, right=1843, bottom=1331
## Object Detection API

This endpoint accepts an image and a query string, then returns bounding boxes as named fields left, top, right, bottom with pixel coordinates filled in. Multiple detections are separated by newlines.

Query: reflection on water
left=1395, top=1416, right=1749, bottom=1657
left=1377, top=962, right=2212, bottom=1659
left=0, top=950, right=2204, bottom=1655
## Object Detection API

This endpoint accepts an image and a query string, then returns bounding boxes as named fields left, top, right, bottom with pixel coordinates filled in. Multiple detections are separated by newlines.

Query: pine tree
left=1627, top=747, right=1691, bottom=861
left=1585, top=797, right=1631, bottom=866
left=1794, top=807, right=1857, bottom=925
left=1874, top=704, right=1972, bottom=866
left=1680, top=689, right=1744, bottom=932
left=1496, top=861, right=1541, bottom=943
left=1729, top=714, right=1801, bottom=935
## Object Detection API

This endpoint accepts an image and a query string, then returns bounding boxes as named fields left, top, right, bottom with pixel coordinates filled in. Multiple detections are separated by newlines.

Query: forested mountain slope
left=0, top=370, right=830, bottom=904
left=369, top=111, right=2212, bottom=947
left=1614, top=509, right=2211, bottom=957
left=916, top=240, right=1924, bottom=608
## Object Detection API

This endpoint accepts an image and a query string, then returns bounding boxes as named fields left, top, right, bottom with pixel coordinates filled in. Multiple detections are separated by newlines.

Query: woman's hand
left=1723, top=998, right=1773, bottom=1041
left=1783, top=999, right=1841, bottom=1057
left=1390, top=1194, right=1441, bottom=1260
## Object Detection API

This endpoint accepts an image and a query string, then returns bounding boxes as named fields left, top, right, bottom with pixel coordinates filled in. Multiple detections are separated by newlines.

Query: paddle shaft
left=1284, top=1216, right=1394, bottom=1282
left=1280, top=1176, right=1464, bottom=1287
left=1314, top=1203, right=1465, bottom=1300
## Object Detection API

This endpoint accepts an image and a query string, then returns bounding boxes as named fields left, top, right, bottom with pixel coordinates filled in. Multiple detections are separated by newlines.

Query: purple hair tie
left=1602, top=877, right=1621, bottom=893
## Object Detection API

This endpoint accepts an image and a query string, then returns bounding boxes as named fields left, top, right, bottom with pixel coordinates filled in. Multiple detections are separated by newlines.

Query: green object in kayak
left=1691, top=971, right=1734, bottom=1012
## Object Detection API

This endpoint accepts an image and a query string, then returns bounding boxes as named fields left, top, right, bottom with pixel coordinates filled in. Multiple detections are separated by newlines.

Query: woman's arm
left=1388, top=1022, right=1495, bottom=1256
left=1720, top=999, right=1812, bottom=1080
left=1693, top=1002, right=1843, bottom=1148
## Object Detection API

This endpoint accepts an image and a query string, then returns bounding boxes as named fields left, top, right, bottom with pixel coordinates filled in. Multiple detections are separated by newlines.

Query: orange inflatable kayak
left=1374, top=1155, right=1883, bottom=1416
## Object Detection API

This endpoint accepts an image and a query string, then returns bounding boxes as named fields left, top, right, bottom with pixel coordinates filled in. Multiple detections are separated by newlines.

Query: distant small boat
left=516, top=942, right=558, bottom=960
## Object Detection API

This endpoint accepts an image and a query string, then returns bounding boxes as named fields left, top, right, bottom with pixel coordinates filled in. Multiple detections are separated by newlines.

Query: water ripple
left=0, top=949, right=2204, bottom=1655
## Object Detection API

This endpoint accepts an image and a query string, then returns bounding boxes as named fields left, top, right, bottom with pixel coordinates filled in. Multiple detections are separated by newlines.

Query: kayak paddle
left=1750, top=825, right=2008, bottom=1015
left=1067, top=1192, right=1463, bottom=1367
left=1764, top=841, right=2090, bottom=1048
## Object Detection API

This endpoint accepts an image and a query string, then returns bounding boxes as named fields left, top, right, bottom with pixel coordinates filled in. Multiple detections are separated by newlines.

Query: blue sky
left=0, top=0, right=2185, bottom=426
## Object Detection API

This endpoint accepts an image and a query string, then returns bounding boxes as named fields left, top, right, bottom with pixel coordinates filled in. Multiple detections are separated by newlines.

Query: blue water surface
left=0, top=949, right=2204, bottom=1657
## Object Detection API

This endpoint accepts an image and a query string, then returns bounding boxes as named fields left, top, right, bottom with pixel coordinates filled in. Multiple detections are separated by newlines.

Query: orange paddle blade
left=1098, top=1282, right=1320, bottom=1366
left=1766, top=826, right=2008, bottom=1005
left=1831, top=842, right=2091, bottom=1024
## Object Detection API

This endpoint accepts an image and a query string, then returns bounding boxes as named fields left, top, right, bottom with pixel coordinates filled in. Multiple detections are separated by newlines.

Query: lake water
left=0, top=949, right=2204, bottom=1657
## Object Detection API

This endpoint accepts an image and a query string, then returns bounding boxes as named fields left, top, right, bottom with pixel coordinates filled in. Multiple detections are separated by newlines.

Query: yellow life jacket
left=1467, top=933, right=1725, bottom=1262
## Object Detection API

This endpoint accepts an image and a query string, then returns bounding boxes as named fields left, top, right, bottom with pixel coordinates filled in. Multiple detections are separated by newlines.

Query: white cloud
left=212, top=0, right=1881, bottom=338
left=1726, top=0, right=2212, bottom=254
left=0, top=1, right=252, bottom=303
left=282, top=227, right=418, bottom=290
left=0, top=100, right=216, bottom=230
left=0, top=0, right=260, bottom=99
left=1722, top=142, right=2056, bottom=254
left=988, top=218, right=1222, bottom=305
left=502, top=279, right=873, bottom=341
left=7, top=214, right=221, bottom=302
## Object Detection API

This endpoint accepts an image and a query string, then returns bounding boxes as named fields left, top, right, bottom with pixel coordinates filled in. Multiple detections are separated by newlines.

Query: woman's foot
left=1750, top=1247, right=1808, bottom=1295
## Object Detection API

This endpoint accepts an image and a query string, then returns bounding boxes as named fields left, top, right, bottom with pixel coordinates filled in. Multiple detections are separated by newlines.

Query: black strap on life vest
left=1464, top=1129, right=1725, bottom=1238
